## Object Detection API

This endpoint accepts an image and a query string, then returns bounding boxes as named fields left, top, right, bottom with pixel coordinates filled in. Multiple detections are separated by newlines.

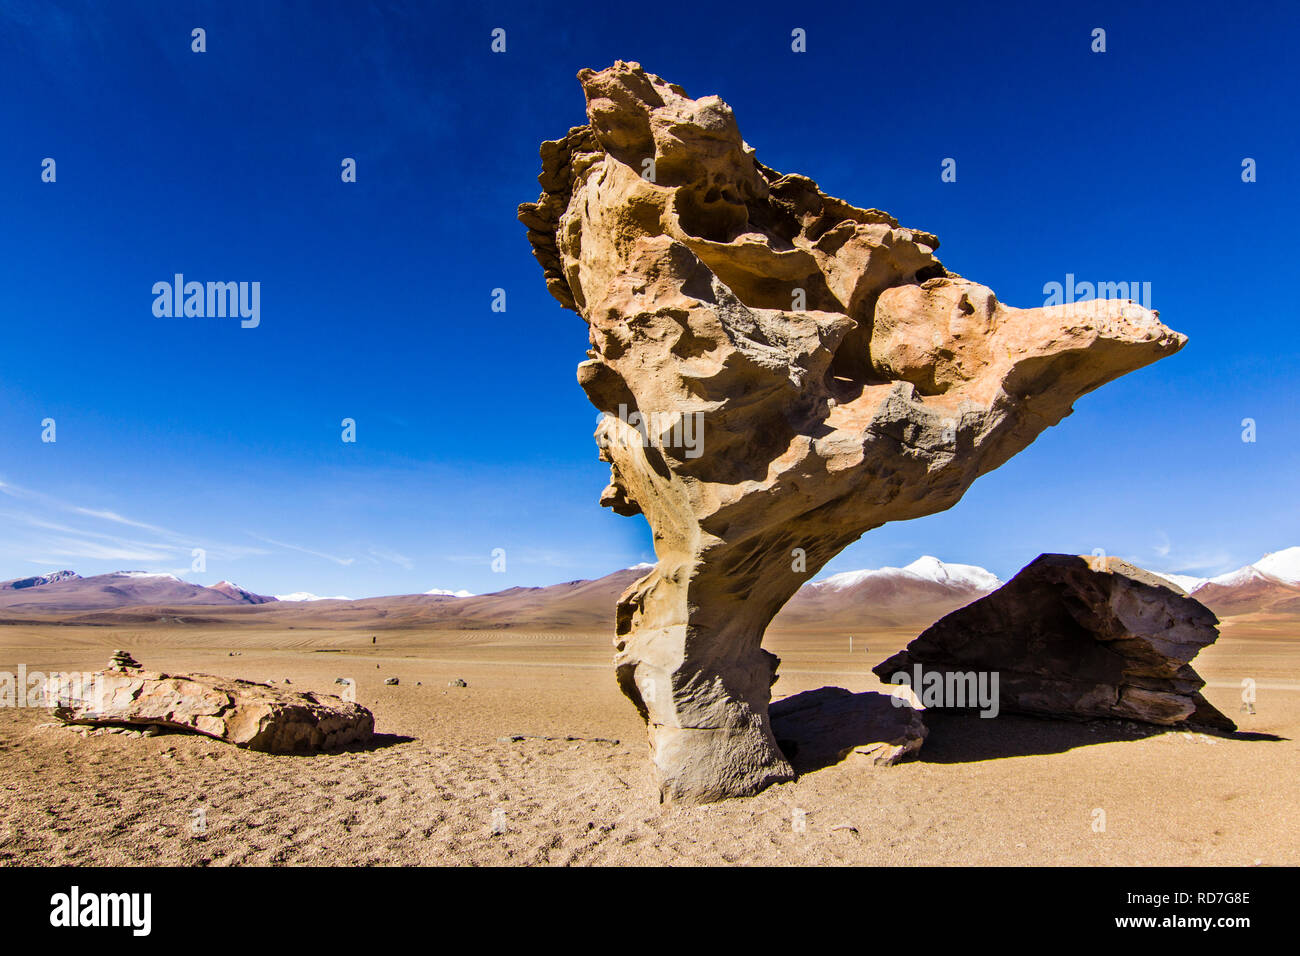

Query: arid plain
left=1, top=612, right=1295, bottom=866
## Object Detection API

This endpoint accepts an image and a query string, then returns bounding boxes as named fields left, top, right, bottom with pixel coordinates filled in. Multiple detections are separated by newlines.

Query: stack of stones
left=108, top=649, right=140, bottom=671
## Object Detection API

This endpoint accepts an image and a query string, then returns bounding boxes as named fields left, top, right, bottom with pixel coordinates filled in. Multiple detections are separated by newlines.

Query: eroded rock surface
left=873, top=554, right=1235, bottom=731
left=520, top=61, right=1188, bottom=803
left=51, top=658, right=374, bottom=752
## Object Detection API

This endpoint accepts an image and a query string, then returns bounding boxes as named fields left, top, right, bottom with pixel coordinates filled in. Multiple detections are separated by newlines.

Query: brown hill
left=210, top=581, right=277, bottom=605
left=0, top=572, right=245, bottom=613
left=1, top=559, right=999, bottom=633
left=1192, top=575, right=1300, bottom=617
left=774, top=559, right=999, bottom=630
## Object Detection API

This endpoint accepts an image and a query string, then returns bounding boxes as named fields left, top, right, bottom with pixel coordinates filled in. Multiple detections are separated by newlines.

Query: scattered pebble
left=499, top=733, right=620, bottom=745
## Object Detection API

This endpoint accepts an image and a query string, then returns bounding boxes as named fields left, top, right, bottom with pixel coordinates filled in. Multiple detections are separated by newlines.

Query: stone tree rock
left=520, top=62, right=1188, bottom=803
left=874, top=554, right=1236, bottom=731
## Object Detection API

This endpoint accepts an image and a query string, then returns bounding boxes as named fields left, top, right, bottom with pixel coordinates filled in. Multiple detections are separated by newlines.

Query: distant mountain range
left=2, top=549, right=1296, bottom=627
left=0, top=572, right=276, bottom=612
left=0, top=559, right=998, bottom=628
left=275, top=590, right=355, bottom=602
left=1155, top=547, right=1300, bottom=616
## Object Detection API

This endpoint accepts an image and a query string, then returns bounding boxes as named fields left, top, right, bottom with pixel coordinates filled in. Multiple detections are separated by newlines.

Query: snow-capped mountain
left=0, top=556, right=1007, bottom=627
left=778, top=556, right=1003, bottom=629
left=0, top=571, right=266, bottom=612
left=1252, top=546, right=1300, bottom=586
left=1151, top=572, right=1207, bottom=593
left=1205, top=566, right=1275, bottom=588
left=210, top=581, right=278, bottom=605
left=11, top=550, right=1295, bottom=624
left=0, top=570, right=81, bottom=590
left=1155, top=547, right=1300, bottom=615
left=806, top=556, right=1002, bottom=593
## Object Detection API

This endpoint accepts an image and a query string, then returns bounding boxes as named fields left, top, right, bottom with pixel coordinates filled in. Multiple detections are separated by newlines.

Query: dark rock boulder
left=873, top=554, right=1235, bottom=731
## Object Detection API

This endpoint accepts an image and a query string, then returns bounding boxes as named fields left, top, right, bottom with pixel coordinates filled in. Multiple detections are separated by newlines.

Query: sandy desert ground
left=0, top=618, right=1295, bottom=866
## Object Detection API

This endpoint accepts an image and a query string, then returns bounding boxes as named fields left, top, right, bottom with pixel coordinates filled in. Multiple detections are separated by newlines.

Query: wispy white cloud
left=248, top=533, right=355, bottom=567
left=3, top=512, right=185, bottom=552
left=42, top=538, right=175, bottom=563
left=1153, top=531, right=1172, bottom=559
left=0, top=481, right=269, bottom=573
left=1147, top=547, right=1239, bottom=577
left=368, top=546, right=413, bottom=570
left=70, top=507, right=174, bottom=535
left=440, top=547, right=619, bottom=570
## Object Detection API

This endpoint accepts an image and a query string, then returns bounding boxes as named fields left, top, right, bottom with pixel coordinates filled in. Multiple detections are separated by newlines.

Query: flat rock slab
left=51, top=668, right=374, bottom=753
left=873, top=553, right=1235, bottom=732
left=770, top=687, right=927, bottom=772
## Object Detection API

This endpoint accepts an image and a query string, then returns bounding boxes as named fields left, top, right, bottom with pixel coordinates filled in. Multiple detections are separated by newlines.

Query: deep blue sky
left=1, top=0, right=1296, bottom=597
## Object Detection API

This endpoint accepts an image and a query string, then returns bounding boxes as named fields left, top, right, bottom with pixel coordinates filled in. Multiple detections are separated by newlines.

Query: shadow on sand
left=331, top=732, right=415, bottom=753
left=771, top=687, right=924, bottom=775
left=769, top=687, right=1287, bottom=775
left=916, top=710, right=1286, bottom=764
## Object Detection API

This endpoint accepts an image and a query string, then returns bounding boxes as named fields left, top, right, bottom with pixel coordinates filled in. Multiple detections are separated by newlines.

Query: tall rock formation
left=520, top=62, right=1187, bottom=803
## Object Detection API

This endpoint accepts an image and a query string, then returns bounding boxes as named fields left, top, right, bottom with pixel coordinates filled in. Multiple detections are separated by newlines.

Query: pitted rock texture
left=51, top=666, right=374, bottom=753
left=873, top=554, right=1235, bottom=731
left=520, top=61, right=1187, bottom=803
